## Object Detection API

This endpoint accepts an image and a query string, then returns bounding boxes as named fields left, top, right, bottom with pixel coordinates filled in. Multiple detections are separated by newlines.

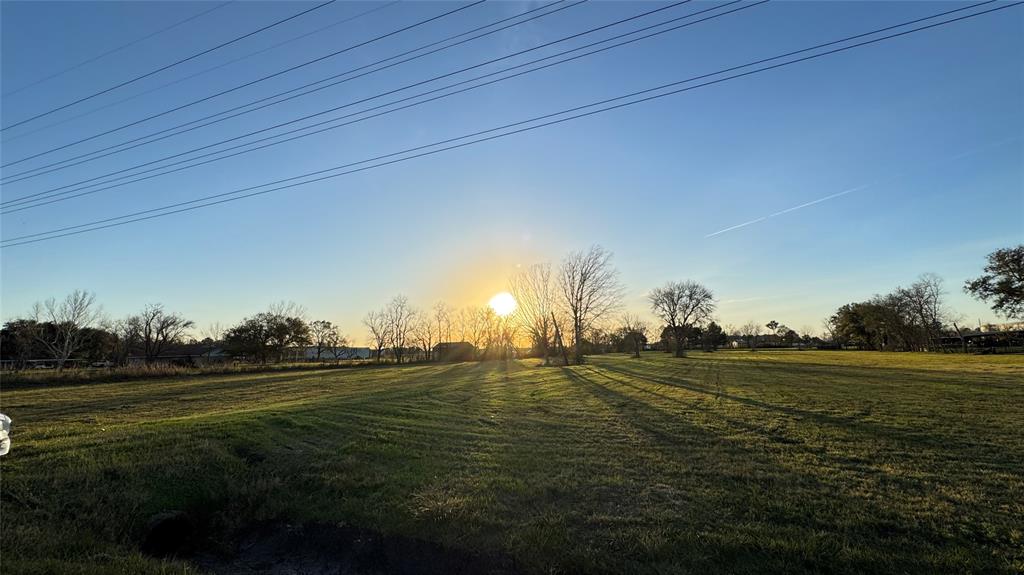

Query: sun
left=488, top=291, right=518, bottom=317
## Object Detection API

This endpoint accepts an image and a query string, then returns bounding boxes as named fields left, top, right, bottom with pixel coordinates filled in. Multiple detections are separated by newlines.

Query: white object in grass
left=0, top=413, right=11, bottom=456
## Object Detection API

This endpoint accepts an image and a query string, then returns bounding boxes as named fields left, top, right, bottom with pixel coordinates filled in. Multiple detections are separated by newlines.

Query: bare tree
left=740, top=321, right=760, bottom=351
left=462, top=306, right=489, bottom=350
left=201, top=322, right=224, bottom=359
left=902, top=273, right=946, bottom=350
left=202, top=322, right=224, bottom=343
left=648, top=281, right=716, bottom=357
left=620, top=313, right=649, bottom=358
left=30, top=290, right=104, bottom=369
left=558, top=245, right=624, bottom=364
left=131, top=304, right=195, bottom=364
left=550, top=312, right=570, bottom=366
left=414, top=316, right=436, bottom=361
left=386, top=295, right=417, bottom=364
left=820, top=318, right=837, bottom=345
left=509, top=263, right=556, bottom=364
left=111, top=316, right=143, bottom=366
left=433, top=301, right=452, bottom=344
left=268, top=300, right=307, bottom=321
left=309, top=320, right=341, bottom=361
left=364, top=309, right=391, bottom=363
left=328, top=334, right=353, bottom=360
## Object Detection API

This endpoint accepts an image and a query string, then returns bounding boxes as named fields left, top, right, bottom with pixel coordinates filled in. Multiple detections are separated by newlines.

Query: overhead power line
left=2, top=1, right=235, bottom=98
left=2, top=1, right=1018, bottom=248
left=1, top=1, right=338, bottom=131
left=2, top=0, right=762, bottom=211
left=0, top=0, right=488, bottom=167
left=0, top=1, right=401, bottom=143
left=1, top=0, right=582, bottom=183
left=4, top=0, right=994, bottom=204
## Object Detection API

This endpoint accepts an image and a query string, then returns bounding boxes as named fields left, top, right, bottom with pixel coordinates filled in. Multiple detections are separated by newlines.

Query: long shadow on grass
left=560, top=366, right=964, bottom=575
left=588, top=358, right=1004, bottom=457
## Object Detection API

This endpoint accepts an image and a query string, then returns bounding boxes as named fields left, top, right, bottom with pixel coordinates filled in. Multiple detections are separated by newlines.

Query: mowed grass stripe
left=1, top=351, right=1021, bottom=574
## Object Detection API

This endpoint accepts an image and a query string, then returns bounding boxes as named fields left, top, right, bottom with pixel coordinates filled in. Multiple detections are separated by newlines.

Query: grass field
left=2, top=351, right=1022, bottom=574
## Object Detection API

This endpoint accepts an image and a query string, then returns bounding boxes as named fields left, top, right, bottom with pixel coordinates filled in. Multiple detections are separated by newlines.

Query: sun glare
left=489, top=292, right=518, bottom=317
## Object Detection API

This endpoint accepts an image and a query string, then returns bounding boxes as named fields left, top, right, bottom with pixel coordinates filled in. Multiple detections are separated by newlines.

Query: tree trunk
left=551, top=313, right=570, bottom=366
left=674, top=326, right=686, bottom=358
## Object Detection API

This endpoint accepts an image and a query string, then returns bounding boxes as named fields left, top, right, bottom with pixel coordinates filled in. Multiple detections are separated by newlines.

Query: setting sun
left=488, top=291, right=517, bottom=317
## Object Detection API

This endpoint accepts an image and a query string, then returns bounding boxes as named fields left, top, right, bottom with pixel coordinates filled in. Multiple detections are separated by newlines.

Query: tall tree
left=29, top=290, right=104, bottom=369
left=309, top=320, right=341, bottom=360
left=364, top=310, right=390, bottom=363
left=386, top=295, right=417, bottom=364
left=702, top=321, right=726, bottom=351
left=964, top=245, right=1024, bottom=319
left=134, top=304, right=194, bottom=363
left=648, top=281, right=715, bottom=357
left=433, top=301, right=452, bottom=344
left=224, top=309, right=308, bottom=364
left=558, top=245, right=623, bottom=364
left=509, top=263, right=556, bottom=364
left=740, top=321, right=760, bottom=351
left=413, top=316, right=436, bottom=361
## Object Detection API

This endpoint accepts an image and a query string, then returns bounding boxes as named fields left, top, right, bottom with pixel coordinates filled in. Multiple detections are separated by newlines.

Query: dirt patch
left=187, top=521, right=519, bottom=575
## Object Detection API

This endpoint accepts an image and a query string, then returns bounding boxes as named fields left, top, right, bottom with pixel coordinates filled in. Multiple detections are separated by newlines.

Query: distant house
left=433, top=342, right=476, bottom=362
left=302, top=346, right=370, bottom=361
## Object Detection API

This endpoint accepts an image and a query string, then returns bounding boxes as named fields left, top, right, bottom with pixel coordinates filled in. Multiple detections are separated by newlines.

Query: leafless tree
left=386, top=295, right=417, bottom=364
left=309, top=320, right=341, bottom=361
left=30, top=290, right=104, bottom=369
left=550, top=312, right=570, bottom=366
left=200, top=322, right=224, bottom=359
left=364, top=309, right=391, bottom=363
left=130, top=304, right=195, bottom=364
left=202, top=322, right=225, bottom=343
left=462, top=306, right=488, bottom=350
left=558, top=245, right=624, bottom=364
left=740, top=321, right=760, bottom=351
left=509, top=263, right=556, bottom=364
left=820, top=318, right=837, bottom=345
left=110, top=316, right=143, bottom=366
left=269, top=300, right=307, bottom=321
left=620, top=313, right=649, bottom=358
left=327, top=334, right=352, bottom=360
left=414, top=316, right=436, bottom=361
left=433, top=301, right=452, bottom=344
left=648, top=281, right=716, bottom=357
left=901, top=273, right=946, bottom=350
left=488, top=313, right=518, bottom=360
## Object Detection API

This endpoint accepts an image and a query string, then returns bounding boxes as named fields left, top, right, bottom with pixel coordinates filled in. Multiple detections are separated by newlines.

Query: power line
left=5, top=0, right=993, bottom=205
left=3, top=0, right=761, bottom=211
left=3, top=1, right=1018, bottom=248
left=1, top=1, right=235, bottom=98
left=1, top=0, right=580, bottom=183
left=0, top=1, right=401, bottom=143
left=0, top=0, right=487, bottom=167
left=6, top=0, right=708, bottom=199
left=0, top=1, right=339, bottom=131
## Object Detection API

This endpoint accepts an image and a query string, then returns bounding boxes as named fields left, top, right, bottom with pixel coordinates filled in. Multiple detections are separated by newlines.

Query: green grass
left=2, top=351, right=1022, bottom=574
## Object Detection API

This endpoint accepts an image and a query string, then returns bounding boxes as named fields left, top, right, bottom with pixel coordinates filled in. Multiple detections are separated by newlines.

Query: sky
left=1, top=0, right=1022, bottom=340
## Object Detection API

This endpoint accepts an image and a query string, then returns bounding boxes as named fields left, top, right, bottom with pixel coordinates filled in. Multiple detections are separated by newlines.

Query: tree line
left=3, top=245, right=1020, bottom=370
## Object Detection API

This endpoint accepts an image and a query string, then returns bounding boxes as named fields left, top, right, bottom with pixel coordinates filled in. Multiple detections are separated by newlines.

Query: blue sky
left=1, top=0, right=1021, bottom=338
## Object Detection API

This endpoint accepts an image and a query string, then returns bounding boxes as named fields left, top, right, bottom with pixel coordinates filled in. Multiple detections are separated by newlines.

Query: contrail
left=704, top=184, right=869, bottom=238
left=704, top=136, right=1021, bottom=239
